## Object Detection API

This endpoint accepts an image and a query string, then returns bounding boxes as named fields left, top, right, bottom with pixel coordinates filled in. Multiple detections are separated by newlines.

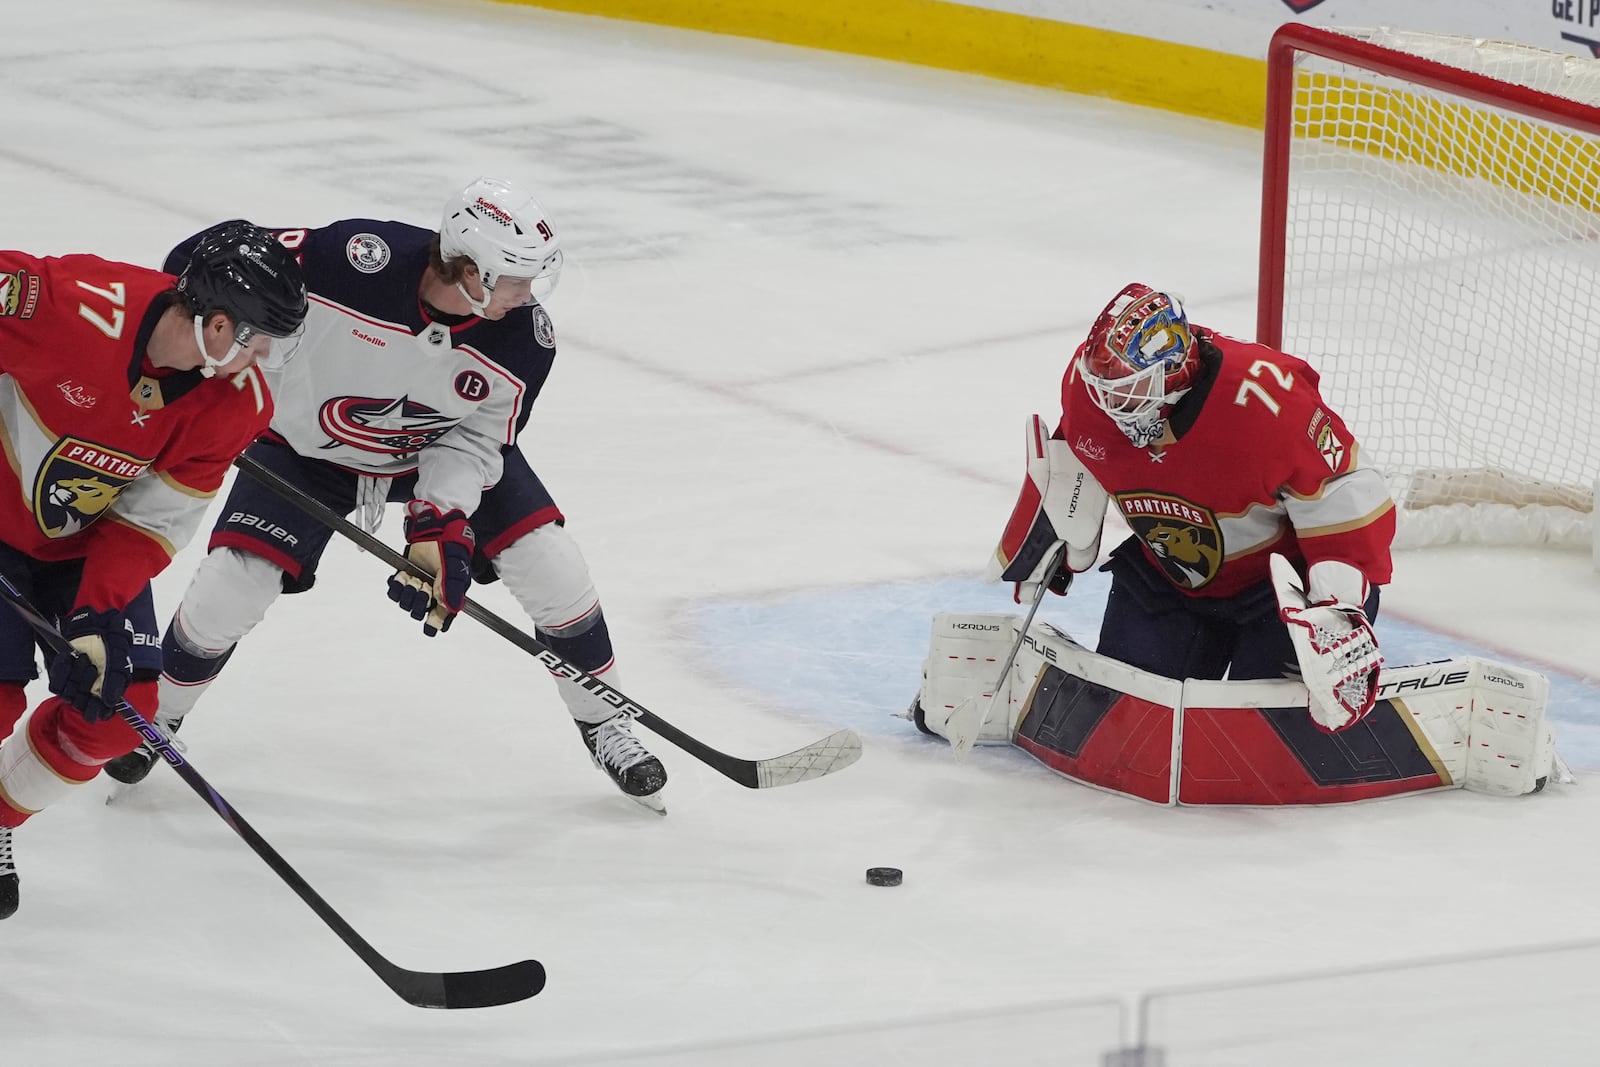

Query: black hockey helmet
left=176, top=220, right=308, bottom=339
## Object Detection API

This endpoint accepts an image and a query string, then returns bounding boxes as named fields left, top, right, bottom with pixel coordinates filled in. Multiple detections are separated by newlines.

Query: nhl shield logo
left=1117, top=492, right=1224, bottom=590
left=33, top=438, right=150, bottom=538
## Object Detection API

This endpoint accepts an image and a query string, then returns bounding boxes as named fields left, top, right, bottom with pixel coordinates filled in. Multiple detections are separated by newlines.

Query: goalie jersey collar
left=1160, top=334, right=1222, bottom=441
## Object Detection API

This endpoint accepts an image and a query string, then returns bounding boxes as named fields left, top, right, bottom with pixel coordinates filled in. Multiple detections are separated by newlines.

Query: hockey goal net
left=1257, top=24, right=1600, bottom=553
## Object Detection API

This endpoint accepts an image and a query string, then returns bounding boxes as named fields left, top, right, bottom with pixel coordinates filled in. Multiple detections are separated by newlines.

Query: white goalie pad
left=1383, top=658, right=1562, bottom=797
left=913, top=610, right=1564, bottom=802
left=914, top=612, right=1179, bottom=751
left=912, top=613, right=1020, bottom=745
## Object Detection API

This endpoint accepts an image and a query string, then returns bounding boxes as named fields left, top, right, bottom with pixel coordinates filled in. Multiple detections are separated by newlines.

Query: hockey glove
left=1269, top=554, right=1383, bottom=733
left=47, top=606, right=135, bottom=723
left=387, top=500, right=475, bottom=637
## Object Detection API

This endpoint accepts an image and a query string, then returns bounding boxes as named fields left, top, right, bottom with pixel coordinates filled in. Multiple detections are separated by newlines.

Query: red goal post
left=1256, top=24, right=1600, bottom=555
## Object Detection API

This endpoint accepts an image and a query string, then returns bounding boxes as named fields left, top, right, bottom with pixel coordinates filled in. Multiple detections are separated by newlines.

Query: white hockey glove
left=1269, top=554, right=1383, bottom=733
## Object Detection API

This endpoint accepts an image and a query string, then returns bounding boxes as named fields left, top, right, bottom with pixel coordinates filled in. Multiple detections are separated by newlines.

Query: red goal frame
left=1255, top=22, right=1600, bottom=349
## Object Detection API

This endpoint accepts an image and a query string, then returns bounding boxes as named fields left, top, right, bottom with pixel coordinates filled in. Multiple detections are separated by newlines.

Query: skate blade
left=627, top=791, right=667, bottom=816
left=104, top=779, right=139, bottom=806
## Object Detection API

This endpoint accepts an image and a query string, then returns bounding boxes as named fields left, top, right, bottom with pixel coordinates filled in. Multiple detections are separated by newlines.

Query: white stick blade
left=755, top=730, right=863, bottom=788
left=945, top=696, right=989, bottom=763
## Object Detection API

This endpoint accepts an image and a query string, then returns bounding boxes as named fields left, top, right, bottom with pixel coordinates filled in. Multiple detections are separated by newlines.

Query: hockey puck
left=865, top=867, right=903, bottom=887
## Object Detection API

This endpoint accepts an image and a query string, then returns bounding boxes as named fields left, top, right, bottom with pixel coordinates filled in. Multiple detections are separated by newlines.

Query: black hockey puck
left=865, top=867, right=903, bottom=887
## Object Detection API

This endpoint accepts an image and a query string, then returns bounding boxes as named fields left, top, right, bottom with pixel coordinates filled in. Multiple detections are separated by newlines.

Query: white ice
left=3, top=1, right=1600, bottom=1063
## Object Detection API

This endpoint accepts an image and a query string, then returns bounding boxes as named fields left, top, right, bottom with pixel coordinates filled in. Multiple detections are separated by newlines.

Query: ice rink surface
left=4, top=0, right=1600, bottom=1062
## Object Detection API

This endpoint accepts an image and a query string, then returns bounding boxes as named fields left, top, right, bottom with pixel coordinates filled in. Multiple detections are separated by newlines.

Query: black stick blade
left=382, top=959, right=547, bottom=1009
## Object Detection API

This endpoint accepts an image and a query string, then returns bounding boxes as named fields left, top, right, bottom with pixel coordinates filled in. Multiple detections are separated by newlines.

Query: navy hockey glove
left=387, top=501, right=475, bottom=637
left=47, top=607, right=135, bottom=722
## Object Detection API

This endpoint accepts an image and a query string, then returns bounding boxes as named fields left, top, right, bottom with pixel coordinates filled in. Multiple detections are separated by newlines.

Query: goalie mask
left=177, top=220, right=308, bottom=378
left=439, top=176, right=564, bottom=315
left=1079, top=283, right=1201, bottom=447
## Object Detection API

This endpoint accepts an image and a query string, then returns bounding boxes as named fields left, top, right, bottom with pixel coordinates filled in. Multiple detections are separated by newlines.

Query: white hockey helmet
left=438, top=176, right=563, bottom=313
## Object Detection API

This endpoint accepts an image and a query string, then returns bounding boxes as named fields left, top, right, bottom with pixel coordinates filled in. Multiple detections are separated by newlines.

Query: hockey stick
left=234, top=454, right=862, bottom=789
left=944, top=544, right=1064, bottom=762
left=0, top=574, right=544, bottom=1010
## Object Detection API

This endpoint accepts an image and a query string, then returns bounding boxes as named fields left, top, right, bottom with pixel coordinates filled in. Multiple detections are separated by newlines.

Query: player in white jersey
left=105, top=178, right=668, bottom=811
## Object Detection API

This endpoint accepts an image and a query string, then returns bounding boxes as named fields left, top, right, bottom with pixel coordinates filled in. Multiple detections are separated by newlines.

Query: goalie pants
left=0, top=542, right=163, bottom=826
left=1097, top=536, right=1381, bottom=682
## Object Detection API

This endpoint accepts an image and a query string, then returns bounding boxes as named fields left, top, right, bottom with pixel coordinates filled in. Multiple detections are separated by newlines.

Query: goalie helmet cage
left=1256, top=24, right=1600, bottom=557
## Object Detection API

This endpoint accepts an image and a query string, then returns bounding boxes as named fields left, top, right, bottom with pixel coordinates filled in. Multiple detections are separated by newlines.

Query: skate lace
left=591, top=716, right=649, bottom=772
left=0, top=826, right=13, bottom=877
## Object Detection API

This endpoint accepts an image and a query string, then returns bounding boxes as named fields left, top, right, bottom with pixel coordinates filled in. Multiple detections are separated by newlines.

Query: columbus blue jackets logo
left=1279, top=0, right=1327, bottom=10
left=317, top=395, right=458, bottom=455
left=346, top=233, right=391, bottom=274
left=33, top=438, right=151, bottom=538
left=1116, top=491, right=1224, bottom=590
left=532, top=305, right=555, bottom=349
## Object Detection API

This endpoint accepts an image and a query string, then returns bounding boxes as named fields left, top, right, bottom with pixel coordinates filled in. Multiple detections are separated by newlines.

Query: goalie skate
left=577, top=714, right=667, bottom=814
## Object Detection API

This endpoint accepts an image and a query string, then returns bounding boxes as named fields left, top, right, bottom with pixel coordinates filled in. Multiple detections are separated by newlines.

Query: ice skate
left=103, top=715, right=184, bottom=799
left=577, top=713, right=667, bottom=814
left=0, top=824, right=17, bottom=920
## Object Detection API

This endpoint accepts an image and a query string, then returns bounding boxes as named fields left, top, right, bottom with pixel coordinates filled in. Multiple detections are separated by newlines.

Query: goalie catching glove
left=387, top=500, right=475, bottom=636
left=1270, top=553, right=1383, bottom=733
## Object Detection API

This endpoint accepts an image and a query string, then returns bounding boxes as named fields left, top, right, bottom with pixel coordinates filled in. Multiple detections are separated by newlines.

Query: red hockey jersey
left=1059, top=329, right=1394, bottom=599
left=0, top=252, right=273, bottom=611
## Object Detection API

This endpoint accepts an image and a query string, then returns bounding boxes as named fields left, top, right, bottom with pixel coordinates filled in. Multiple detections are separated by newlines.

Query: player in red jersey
left=0, top=220, right=307, bottom=918
left=993, top=283, right=1393, bottom=726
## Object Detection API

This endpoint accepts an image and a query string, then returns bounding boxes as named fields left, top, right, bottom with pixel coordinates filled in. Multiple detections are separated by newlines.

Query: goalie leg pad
left=1368, top=657, right=1558, bottom=796
left=1460, top=660, right=1555, bottom=796
left=913, top=613, right=1019, bottom=744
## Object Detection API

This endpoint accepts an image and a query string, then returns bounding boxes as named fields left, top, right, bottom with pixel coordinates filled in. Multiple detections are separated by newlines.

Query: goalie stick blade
left=944, top=696, right=990, bottom=763
left=754, top=729, right=863, bottom=789
left=381, top=958, right=547, bottom=1009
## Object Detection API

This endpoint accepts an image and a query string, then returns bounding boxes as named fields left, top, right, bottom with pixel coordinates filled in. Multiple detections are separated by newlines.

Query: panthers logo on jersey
left=317, top=395, right=459, bottom=456
left=1116, top=491, right=1224, bottom=590
left=0, top=270, right=39, bottom=319
left=33, top=438, right=151, bottom=538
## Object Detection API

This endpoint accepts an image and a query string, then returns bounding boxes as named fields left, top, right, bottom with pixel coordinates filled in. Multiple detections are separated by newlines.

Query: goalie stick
left=945, top=544, right=1064, bottom=761
left=0, top=574, right=544, bottom=1010
left=235, top=454, right=862, bottom=790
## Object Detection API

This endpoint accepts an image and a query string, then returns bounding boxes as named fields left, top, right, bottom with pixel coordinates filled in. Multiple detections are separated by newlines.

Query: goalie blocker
left=909, top=612, right=1563, bottom=804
